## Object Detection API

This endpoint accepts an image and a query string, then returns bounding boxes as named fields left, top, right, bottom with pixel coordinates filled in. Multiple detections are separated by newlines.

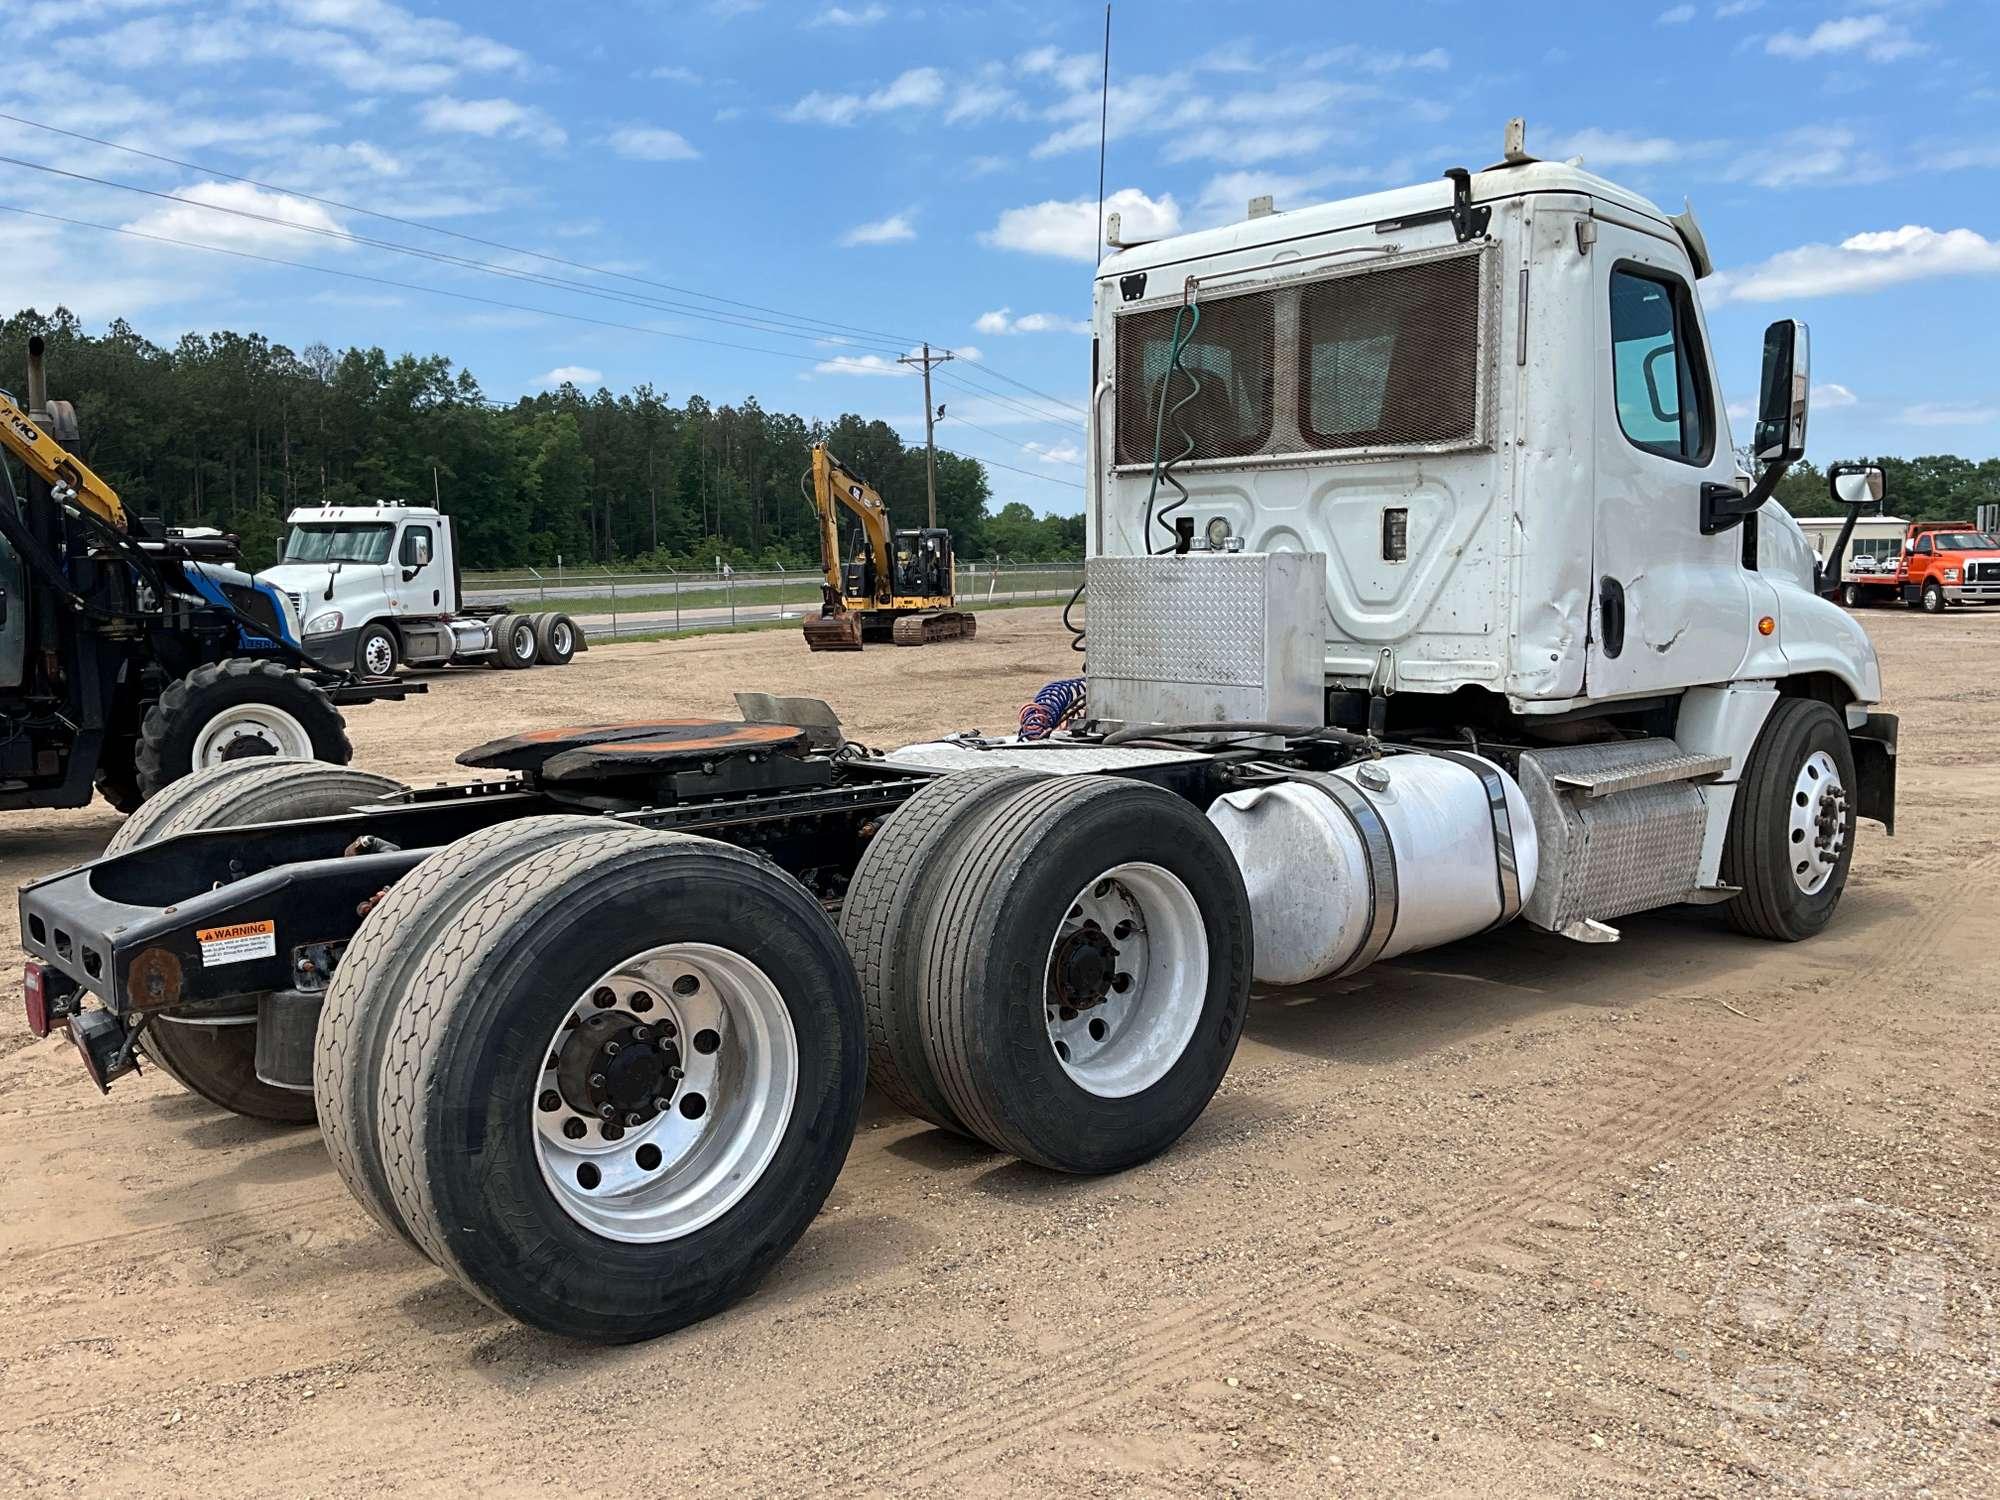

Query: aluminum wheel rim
left=551, top=619, right=573, bottom=655
left=192, top=703, right=312, bottom=765
left=1788, top=749, right=1849, bottom=896
left=512, top=624, right=537, bottom=662
left=362, top=633, right=396, bottom=676
left=1043, top=861, right=1208, bottom=1099
left=532, top=942, right=798, bottom=1243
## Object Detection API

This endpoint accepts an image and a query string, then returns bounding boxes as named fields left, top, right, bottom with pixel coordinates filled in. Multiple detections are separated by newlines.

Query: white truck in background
left=260, top=503, right=584, bottom=675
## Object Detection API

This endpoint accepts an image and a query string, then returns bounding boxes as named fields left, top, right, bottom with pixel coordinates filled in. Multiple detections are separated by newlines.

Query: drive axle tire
left=918, top=776, right=1253, bottom=1175
left=838, top=768, right=1047, bottom=1133
left=376, top=829, right=867, bottom=1342
left=1721, top=698, right=1857, bottom=942
left=135, top=659, right=351, bottom=800
left=125, top=759, right=407, bottom=1123
left=315, top=815, right=612, bottom=1255
left=356, top=622, right=400, bottom=678
left=1840, top=583, right=1862, bottom=609
left=495, top=612, right=538, bottom=669
left=534, top=611, right=578, bottom=665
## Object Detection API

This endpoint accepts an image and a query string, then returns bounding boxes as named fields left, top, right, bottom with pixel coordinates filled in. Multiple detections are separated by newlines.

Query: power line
left=0, top=152, right=914, bottom=357
left=931, top=444, right=1083, bottom=490
left=0, top=109, right=920, bottom=349
left=944, top=411, right=1083, bottom=472
left=935, top=367, right=1086, bottom=433
left=942, top=350, right=1089, bottom=417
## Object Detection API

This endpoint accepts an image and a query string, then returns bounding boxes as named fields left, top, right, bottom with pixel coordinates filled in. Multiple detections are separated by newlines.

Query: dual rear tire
left=841, top=771, right=1253, bottom=1174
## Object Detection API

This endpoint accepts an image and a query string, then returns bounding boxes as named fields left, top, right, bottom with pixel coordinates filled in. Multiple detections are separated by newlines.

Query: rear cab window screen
left=1299, top=253, right=1482, bottom=450
left=1609, top=266, right=1713, bottom=465
left=1114, top=294, right=1273, bottom=464
left=1112, top=246, right=1487, bottom=467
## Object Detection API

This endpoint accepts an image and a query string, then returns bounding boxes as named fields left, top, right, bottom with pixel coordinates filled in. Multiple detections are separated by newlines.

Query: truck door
left=386, top=522, right=444, bottom=618
left=1588, top=229, right=1750, bottom=698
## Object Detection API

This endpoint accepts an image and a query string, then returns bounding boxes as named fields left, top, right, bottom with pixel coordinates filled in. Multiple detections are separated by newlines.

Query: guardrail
left=459, top=563, right=1084, bottom=641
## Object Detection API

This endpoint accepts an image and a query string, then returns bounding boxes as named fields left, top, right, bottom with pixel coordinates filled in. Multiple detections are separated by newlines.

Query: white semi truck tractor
left=20, top=126, right=1896, bottom=1344
left=260, top=502, right=585, bottom=675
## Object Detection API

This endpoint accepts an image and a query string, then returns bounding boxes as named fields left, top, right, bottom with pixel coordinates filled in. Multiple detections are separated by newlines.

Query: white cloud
left=1899, top=402, right=1999, bottom=427
left=812, top=353, right=911, bottom=378
left=122, top=180, right=348, bottom=253
left=1813, top=382, right=1859, bottom=409
left=1016, top=46, right=1102, bottom=93
left=1658, top=4, right=1695, bottom=23
left=1726, top=126, right=1888, bottom=188
left=1538, top=128, right=1687, bottom=168
left=982, top=187, right=1180, bottom=263
left=539, top=365, right=603, bottom=389
left=840, top=211, right=915, bottom=246
left=952, top=345, right=982, bottom=363
left=1163, top=125, right=1331, bottom=166
left=783, top=66, right=945, bottom=125
left=649, top=64, right=702, bottom=84
left=944, top=82, right=1019, bottom=125
left=1767, top=15, right=1925, bottom=62
left=607, top=126, right=699, bottom=161
left=1192, top=165, right=1379, bottom=227
left=1302, top=43, right=1450, bottom=75
left=966, top=154, right=1011, bottom=177
left=1024, top=440, right=1083, bottom=466
left=1715, top=0, right=1763, bottom=15
left=808, top=4, right=888, bottom=25
left=1708, top=225, right=2000, bottom=304
left=419, top=96, right=566, bottom=149
left=975, top=308, right=1090, bottom=335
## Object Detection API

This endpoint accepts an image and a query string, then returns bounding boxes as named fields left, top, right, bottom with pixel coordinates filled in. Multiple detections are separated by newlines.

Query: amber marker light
left=1758, top=616, right=1776, bottom=636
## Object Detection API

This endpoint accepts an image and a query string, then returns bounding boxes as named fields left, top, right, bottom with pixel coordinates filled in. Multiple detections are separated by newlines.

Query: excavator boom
left=799, top=442, right=973, bottom=651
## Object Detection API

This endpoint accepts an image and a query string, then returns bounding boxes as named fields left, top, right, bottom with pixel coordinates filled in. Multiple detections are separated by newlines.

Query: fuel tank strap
left=1287, top=769, right=1400, bottom=977
left=1421, top=749, right=1523, bottom=931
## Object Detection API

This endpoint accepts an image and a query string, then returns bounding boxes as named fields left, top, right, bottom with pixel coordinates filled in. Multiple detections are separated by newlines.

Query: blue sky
left=3, top=0, right=1996, bottom=515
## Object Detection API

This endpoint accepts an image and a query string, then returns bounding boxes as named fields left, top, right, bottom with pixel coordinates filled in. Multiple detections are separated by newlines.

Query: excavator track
left=891, top=611, right=977, bottom=647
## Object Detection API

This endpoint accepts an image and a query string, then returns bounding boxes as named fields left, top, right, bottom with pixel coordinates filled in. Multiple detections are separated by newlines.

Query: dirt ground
left=2, top=604, right=1995, bottom=1498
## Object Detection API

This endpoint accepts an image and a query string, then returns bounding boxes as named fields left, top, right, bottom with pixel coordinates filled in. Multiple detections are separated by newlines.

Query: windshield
left=1925, top=532, right=1998, bottom=551
left=283, top=523, right=393, bottom=565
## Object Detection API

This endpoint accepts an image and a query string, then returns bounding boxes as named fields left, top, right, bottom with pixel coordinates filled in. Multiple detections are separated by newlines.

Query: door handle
left=1598, top=576, right=1626, bottom=658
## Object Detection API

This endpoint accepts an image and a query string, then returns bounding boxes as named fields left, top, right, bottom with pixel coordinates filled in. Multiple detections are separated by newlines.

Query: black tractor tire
left=495, top=612, right=538, bottom=669
left=1921, top=581, right=1946, bottom=613
left=837, top=768, right=1047, bottom=1133
left=93, top=735, right=144, bottom=814
left=1721, top=698, right=1858, bottom=942
left=356, top=622, right=400, bottom=678
left=129, top=759, right=407, bottom=1123
left=375, top=829, right=867, bottom=1342
left=134, top=659, right=351, bottom=801
left=917, top=775, right=1253, bottom=1175
left=315, top=815, right=612, bottom=1256
left=534, top=611, right=579, bottom=665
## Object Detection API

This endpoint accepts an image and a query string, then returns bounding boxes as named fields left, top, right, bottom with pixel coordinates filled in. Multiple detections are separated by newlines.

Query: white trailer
left=260, top=503, right=585, bottom=675
left=20, top=123, right=1899, bottom=1345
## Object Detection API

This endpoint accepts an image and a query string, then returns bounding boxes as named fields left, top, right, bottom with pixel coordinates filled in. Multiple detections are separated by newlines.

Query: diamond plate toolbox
left=1084, top=552, right=1326, bottom=730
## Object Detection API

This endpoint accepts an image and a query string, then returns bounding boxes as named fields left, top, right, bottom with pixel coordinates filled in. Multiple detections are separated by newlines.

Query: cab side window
left=1913, top=535, right=1932, bottom=556
left=399, top=525, right=434, bottom=567
left=1609, top=267, right=1714, bottom=466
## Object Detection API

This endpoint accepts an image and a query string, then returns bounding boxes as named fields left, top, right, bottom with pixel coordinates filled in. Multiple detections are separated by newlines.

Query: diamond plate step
left=1551, top=751, right=1730, bottom=799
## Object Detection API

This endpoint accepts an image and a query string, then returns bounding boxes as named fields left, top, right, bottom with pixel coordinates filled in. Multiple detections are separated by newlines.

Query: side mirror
left=1755, top=319, right=1809, bottom=466
left=1828, top=462, right=1884, bottom=507
left=401, top=533, right=432, bottom=567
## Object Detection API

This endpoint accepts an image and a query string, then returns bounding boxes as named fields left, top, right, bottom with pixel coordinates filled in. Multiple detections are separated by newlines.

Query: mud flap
left=1850, top=712, right=1898, bottom=834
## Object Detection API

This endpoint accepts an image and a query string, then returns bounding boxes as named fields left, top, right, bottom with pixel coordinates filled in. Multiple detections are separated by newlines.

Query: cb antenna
left=1094, top=4, right=1111, bottom=265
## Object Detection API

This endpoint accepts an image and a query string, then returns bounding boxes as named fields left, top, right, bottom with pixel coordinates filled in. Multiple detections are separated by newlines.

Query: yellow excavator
left=800, top=443, right=975, bottom=651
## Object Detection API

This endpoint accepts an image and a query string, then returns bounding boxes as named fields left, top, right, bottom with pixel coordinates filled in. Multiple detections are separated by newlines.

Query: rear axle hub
left=556, top=1011, right=681, bottom=1124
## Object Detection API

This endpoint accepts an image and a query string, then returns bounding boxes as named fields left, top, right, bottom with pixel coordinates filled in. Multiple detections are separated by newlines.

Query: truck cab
left=1085, top=124, right=1896, bottom=940
left=1900, top=522, right=2000, bottom=611
left=263, top=503, right=459, bottom=674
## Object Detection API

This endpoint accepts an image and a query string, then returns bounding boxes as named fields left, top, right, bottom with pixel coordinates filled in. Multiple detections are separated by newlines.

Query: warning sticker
left=196, top=919, right=277, bottom=967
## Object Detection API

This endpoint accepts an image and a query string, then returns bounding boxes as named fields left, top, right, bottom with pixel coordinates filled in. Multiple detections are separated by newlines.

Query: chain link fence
left=459, top=561, right=1083, bottom=641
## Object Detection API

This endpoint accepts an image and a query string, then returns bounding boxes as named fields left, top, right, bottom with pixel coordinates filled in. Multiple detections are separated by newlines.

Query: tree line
left=1769, top=455, right=2000, bottom=523
left=1, top=307, right=1087, bottom=572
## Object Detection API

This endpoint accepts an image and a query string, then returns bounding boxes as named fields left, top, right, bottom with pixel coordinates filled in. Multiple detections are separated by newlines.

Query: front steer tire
left=373, top=829, right=867, bottom=1342
left=1721, top=698, right=1858, bottom=942
left=917, top=775, right=1253, bottom=1175
left=123, top=759, right=407, bottom=1123
left=134, top=659, right=351, bottom=801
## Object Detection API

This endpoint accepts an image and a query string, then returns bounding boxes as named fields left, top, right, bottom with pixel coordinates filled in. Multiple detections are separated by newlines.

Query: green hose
left=1143, top=298, right=1202, bottom=554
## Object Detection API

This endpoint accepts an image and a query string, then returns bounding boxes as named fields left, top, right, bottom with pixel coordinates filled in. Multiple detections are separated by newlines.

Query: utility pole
left=898, top=342, right=954, bottom=528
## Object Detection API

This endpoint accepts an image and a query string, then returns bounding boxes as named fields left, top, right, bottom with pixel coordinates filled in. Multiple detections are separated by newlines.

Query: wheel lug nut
left=661, top=1021, right=676, bottom=1038
left=591, top=988, right=615, bottom=1008
left=598, top=1104, right=617, bottom=1120
left=655, top=1096, right=673, bottom=1111
left=633, top=1026, right=652, bottom=1042
left=604, top=1040, right=621, bottom=1056
left=538, top=1090, right=560, bottom=1112
left=668, top=1066, right=684, bottom=1082
left=589, top=1073, right=606, bottom=1089
left=626, top=1112, right=643, bottom=1127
